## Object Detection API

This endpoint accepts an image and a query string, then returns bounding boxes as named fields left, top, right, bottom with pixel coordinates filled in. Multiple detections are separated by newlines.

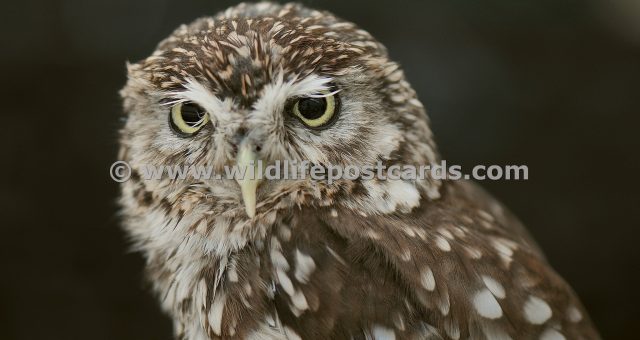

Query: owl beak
left=235, top=141, right=262, bottom=218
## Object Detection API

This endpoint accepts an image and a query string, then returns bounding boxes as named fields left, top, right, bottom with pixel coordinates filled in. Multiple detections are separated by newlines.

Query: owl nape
left=118, top=2, right=599, bottom=339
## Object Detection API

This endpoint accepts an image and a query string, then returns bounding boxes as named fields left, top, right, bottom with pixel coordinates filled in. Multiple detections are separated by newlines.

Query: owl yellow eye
left=169, top=102, right=210, bottom=136
left=291, top=93, right=340, bottom=129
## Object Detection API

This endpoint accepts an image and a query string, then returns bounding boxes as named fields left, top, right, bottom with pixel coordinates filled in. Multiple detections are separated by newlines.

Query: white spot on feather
left=276, top=268, right=295, bottom=296
left=385, top=180, right=421, bottom=212
left=400, top=249, right=411, bottom=261
left=465, top=246, right=483, bottom=259
left=294, top=249, right=316, bottom=283
left=209, top=293, right=226, bottom=336
left=444, top=318, right=460, bottom=339
left=482, top=275, right=506, bottom=299
left=524, top=296, right=553, bottom=324
left=492, top=239, right=514, bottom=257
left=540, top=328, right=565, bottom=340
left=372, top=325, right=396, bottom=340
left=473, top=289, right=503, bottom=319
left=482, top=324, right=512, bottom=340
left=270, top=249, right=289, bottom=271
left=291, top=290, right=309, bottom=312
left=438, top=290, right=450, bottom=315
left=567, top=306, right=583, bottom=323
left=420, top=267, right=436, bottom=291
left=435, top=236, right=451, bottom=252
left=439, top=229, right=454, bottom=240
left=359, top=172, right=423, bottom=213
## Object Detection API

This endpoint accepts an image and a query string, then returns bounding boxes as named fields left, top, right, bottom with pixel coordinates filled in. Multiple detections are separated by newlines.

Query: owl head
left=119, top=2, right=441, bottom=253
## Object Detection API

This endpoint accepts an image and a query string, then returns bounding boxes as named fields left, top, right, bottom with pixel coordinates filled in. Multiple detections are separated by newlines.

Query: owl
left=118, top=2, right=599, bottom=339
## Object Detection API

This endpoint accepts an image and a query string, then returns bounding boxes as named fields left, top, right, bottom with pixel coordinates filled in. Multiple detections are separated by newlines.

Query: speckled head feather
left=118, top=2, right=599, bottom=339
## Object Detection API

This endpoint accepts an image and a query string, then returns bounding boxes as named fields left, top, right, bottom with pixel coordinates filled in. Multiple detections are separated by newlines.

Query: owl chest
left=149, top=214, right=442, bottom=339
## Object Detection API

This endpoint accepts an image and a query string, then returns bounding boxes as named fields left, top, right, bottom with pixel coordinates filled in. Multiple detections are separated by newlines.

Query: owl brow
left=160, top=78, right=231, bottom=120
left=305, top=88, right=342, bottom=99
left=159, top=97, right=187, bottom=107
left=163, top=78, right=217, bottom=103
left=287, top=75, right=338, bottom=99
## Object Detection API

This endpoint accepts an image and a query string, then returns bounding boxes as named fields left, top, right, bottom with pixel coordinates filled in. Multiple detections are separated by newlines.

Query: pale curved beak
left=235, top=141, right=262, bottom=218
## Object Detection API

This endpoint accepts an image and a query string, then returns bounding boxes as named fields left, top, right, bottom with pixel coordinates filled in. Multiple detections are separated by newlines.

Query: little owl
left=118, top=2, right=599, bottom=339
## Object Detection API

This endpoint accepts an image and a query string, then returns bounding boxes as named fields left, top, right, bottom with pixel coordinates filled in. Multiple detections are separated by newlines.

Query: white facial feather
left=163, top=78, right=233, bottom=123
left=251, top=72, right=334, bottom=122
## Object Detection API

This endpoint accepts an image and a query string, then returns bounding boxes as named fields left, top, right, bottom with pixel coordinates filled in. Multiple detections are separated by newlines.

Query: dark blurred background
left=1, top=0, right=638, bottom=338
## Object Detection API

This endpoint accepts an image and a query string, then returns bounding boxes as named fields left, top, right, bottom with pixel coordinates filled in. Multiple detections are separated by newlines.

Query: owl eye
left=291, top=92, right=340, bottom=129
left=169, top=102, right=210, bottom=136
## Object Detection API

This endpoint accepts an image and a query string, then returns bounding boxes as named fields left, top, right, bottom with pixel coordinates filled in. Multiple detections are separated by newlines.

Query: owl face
left=120, top=4, right=440, bottom=232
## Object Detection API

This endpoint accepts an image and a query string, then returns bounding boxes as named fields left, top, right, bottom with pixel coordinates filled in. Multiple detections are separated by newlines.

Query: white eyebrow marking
left=162, top=75, right=337, bottom=126
left=288, top=74, right=336, bottom=98
left=251, top=73, right=335, bottom=123
left=162, top=78, right=233, bottom=122
left=306, top=88, right=341, bottom=98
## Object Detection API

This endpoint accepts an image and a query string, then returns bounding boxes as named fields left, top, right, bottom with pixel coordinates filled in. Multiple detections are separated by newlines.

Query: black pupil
left=181, top=104, right=205, bottom=126
left=298, top=97, right=327, bottom=120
